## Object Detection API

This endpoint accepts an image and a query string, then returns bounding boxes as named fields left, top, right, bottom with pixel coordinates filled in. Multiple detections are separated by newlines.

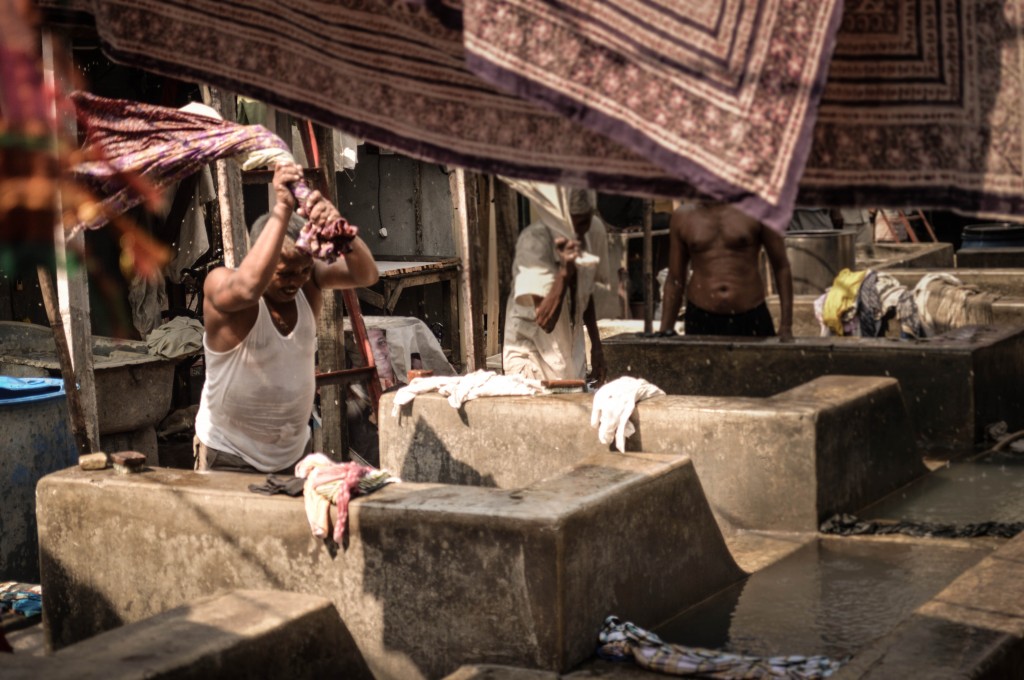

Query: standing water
left=860, top=452, right=1024, bottom=525
left=655, top=538, right=989, bottom=660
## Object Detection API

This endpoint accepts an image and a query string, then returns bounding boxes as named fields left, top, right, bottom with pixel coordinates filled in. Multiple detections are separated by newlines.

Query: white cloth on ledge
left=391, top=370, right=544, bottom=416
left=591, top=377, right=665, bottom=453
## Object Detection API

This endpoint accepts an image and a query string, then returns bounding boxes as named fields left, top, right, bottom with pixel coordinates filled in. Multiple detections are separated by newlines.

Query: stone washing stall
left=4, top=590, right=358, bottom=680
left=767, top=269, right=1024, bottom=337
left=603, top=326, right=1024, bottom=453
left=767, top=295, right=1024, bottom=338
left=36, top=449, right=743, bottom=679
left=855, top=242, right=954, bottom=271
left=380, top=375, right=924, bottom=533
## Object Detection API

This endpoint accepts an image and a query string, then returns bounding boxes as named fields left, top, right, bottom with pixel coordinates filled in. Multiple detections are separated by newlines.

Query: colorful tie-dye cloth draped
left=70, top=92, right=357, bottom=258
left=42, top=0, right=844, bottom=232
left=70, top=91, right=289, bottom=235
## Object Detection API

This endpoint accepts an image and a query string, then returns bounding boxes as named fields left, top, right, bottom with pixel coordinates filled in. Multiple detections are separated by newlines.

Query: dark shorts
left=684, top=300, right=776, bottom=337
left=193, top=435, right=306, bottom=475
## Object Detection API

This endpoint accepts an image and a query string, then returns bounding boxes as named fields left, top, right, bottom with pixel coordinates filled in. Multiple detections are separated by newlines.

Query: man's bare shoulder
left=669, top=203, right=703, bottom=231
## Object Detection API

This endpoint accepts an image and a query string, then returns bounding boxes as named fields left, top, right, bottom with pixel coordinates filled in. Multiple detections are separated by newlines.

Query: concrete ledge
left=445, top=666, right=557, bottom=680
left=835, top=533, right=1024, bottom=679
left=956, top=247, right=1024, bottom=268
left=5, top=590, right=360, bottom=679
left=857, top=242, right=954, bottom=270
left=604, top=326, right=1024, bottom=452
left=633, top=376, right=922, bottom=531
left=768, top=294, right=1024, bottom=338
left=37, top=455, right=743, bottom=679
left=883, top=268, right=1024, bottom=298
left=381, top=376, right=922, bottom=532
left=381, top=392, right=607, bottom=488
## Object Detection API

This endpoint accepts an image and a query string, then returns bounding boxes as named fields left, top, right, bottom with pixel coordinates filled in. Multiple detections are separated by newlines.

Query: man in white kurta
left=502, top=185, right=607, bottom=382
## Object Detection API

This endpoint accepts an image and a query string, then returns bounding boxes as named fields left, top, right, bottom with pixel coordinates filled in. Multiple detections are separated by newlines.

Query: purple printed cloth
left=44, top=1, right=1024, bottom=229
left=70, top=92, right=358, bottom=258
left=43, top=0, right=845, bottom=233
left=70, top=91, right=288, bottom=236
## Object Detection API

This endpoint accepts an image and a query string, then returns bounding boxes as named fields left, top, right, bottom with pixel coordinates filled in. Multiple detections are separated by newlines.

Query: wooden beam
left=492, top=179, right=519, bottom=342
left=310, top=124, right=348, bottom=460
left=36, top=266, right=90, bottom=456
left=264, top=107, right=291, bottom=208
left=642, top=199, right=654, bottom=334
left=43, top=27, right=100, bottom=452
left=449, top=168, right=485, bottom=371
left=204, top=87, right=247, bottom=267
left=484, top=177, right=500, bottom=357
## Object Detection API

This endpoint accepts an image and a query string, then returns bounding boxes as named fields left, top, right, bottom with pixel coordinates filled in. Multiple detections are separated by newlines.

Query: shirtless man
left=658, top=201, right=793, bottom=340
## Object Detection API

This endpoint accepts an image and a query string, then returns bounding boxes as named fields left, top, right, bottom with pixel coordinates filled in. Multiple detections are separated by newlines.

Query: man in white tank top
left=194, top=161, right=379, bottom=473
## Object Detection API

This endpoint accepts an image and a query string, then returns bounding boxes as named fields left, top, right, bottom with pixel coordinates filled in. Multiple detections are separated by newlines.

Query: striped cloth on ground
left=598, top=615, right=844, bottom=679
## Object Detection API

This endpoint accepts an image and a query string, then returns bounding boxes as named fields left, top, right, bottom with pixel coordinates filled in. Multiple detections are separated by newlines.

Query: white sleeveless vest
left=195, top=291, right=316, bottom=471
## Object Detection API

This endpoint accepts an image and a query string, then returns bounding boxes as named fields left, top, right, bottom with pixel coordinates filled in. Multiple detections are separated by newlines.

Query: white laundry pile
left=294, top=453, right=399, bottom=543
left=591, top=377, right=665, bottom=453
left=913, top=273, right=995, bottom=337
left=391, top=369, right=545, bottom=416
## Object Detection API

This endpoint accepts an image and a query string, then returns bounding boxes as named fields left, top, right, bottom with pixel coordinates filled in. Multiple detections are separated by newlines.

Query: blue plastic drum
left=0, top=376, right=78, bottom=583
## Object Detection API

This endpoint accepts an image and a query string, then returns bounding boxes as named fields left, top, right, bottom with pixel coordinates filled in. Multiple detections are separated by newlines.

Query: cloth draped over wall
left=41, top=1, right=1024, bottom=229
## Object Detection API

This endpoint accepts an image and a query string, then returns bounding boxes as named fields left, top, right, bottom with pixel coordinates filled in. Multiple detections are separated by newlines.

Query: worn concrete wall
left=767, top=293, right=1024, bottom=339
left=37, top=454, right=743, bottom=679
left=856, top=242, right=954, bottom=270
left=381, top=392, right=608, bottom=488
left=956, top=248, right=1024, bottom=268
left=6, top=590, right=366, bottom=680
left=603, top=327, right=1024, bottom=452
left=380, top=377, right=922, bottom=532
left=882, top=268, right=1024, bottom=298
left=633, top=376, right=921, bottom=531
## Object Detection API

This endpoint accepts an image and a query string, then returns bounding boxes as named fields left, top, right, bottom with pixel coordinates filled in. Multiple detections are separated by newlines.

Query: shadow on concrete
left=401, top=418, right=498, bottom=487
left=39, top=546, right=124, bottom=651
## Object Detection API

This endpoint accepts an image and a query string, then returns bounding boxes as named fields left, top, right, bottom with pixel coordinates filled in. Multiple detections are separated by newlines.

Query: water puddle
left=861, top=452, right=1024, bottom=525
left=654, top=538, right=988, bottom=659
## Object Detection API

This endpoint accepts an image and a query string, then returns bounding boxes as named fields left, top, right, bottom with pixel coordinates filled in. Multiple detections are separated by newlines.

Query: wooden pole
left=642, top=199, right=654, bottom=334
left=310, top=124, right=350, bottom=459
left=492, top=180, right=519, bottom=342
left=205, top=87, right=247, bottom=267
left=36, top=266, right=91, bottom=456
left=43, top=28, right=101, bottom=452
left=449, top=168, right=484, bottom=371
left=485, top=177, right=500, bottom=358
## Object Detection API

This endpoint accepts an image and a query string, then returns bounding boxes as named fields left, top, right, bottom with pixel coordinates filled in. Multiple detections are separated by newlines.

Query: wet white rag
left=590, top=377, right=665, bottom=453
left=391, top=370, right=544, bottom=416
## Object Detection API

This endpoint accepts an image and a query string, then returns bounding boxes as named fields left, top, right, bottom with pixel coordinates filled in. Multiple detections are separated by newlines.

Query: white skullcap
left=568, top=188, right=594, bottom=215
left=179, top=101, right=223, bottom=121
